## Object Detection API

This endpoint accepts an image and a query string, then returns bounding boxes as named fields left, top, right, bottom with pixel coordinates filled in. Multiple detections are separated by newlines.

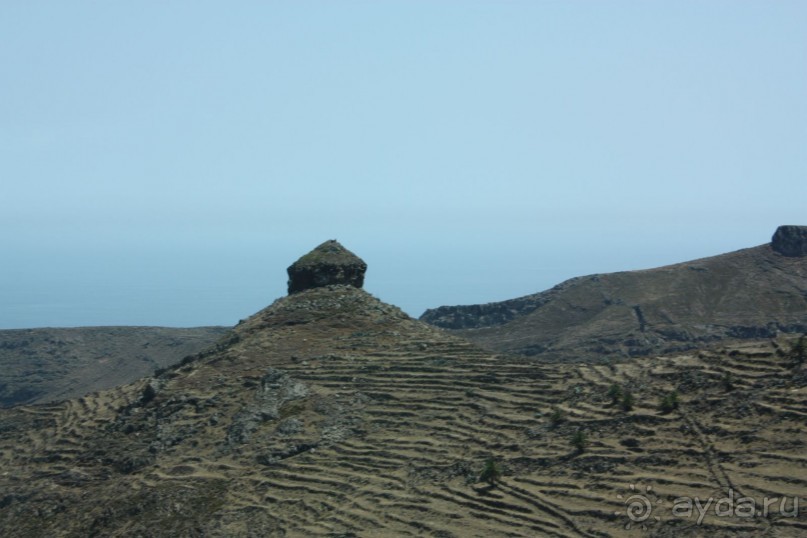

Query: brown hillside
left=0, top=242, right=805, bottom=537
left=0, top=326, right=229, bottom=407
left=421, top=229, right=807, bottom=360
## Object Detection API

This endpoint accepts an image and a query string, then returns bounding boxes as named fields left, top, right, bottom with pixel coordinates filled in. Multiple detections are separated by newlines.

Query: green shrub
left=790, top=335, right=807, bottom=366
left=549, top=408, right=565, bottom=428
left=140, top=383, right=157, bottom=404
left=607, top=383, right=623, bottom=405
left=620, top=391, right=635, bottom=412
left=658, top=390, right=679, bottom=414
left=479, top=457, right=502, bottom=485
left=571, top=429, right=587, bottom=453
left=722, top=372, right=735, bottom=392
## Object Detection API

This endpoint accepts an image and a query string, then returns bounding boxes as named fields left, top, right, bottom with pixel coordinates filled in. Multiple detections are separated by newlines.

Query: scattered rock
left=276, top=417, right=303, bottom=436
left=227, top=368, right=309, bottom=445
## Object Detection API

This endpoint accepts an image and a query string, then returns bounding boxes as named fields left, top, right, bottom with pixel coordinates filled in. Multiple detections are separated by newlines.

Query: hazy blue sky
left=2, top=1, right=805, bottom=328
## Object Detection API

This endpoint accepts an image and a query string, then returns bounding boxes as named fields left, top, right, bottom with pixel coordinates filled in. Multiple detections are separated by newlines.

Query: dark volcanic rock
left=287, top=240, right=367, bottom=294
left=772, top=225, right=807, bottom=257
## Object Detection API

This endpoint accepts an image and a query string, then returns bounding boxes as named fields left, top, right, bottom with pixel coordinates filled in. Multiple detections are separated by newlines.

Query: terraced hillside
left=421, top=227, right=807, bottom=360
left=0, top=284, right=805, bottom=537
left=0, top=326, right=229, bottom=407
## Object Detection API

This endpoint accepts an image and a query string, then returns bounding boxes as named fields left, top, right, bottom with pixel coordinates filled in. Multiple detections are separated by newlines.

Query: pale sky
left=2, top=1, right=805, bottom=328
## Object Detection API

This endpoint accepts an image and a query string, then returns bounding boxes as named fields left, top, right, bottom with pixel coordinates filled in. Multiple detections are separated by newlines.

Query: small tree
left=620, top=391, right=635, bottom=412
left=790, top=335, right=807, bottom=366
left=549, top=408, right=565, bottom=428
left=658, top=390, right=679, bottom=414
left=140, top=381, right=157, bottom=404
left=722, top=372, right=735, bottom=392
left=479, top=457, right=502, bottom=485
left=571, top=429, right=587, bottom=453
left=607, top=384, right=623, bottom=405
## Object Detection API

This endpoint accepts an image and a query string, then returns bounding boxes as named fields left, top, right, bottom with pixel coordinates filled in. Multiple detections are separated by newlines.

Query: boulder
left=287, top=240, right=367, bottom=294
left=772, top=225, right=807, bottom=257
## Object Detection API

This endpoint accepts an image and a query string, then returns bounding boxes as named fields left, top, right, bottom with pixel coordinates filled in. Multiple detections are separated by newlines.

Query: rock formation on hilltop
left=0, top=240, right=806, bottom=537
left=287, top=239, right=367, bottom=294
left=421, top=226, right=807, bottom=360
left=772, top=225, right=807, bottom=257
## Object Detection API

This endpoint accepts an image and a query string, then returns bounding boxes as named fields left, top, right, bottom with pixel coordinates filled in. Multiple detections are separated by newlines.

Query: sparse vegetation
left=790, top=335, right=807, bottom=366
left=571, top=429, right=587, bottom=453
left=620, top=391, right=635, bottom=412
left=606, top=385, right=636, bottom=412
left=607, top=383, right=622, bottom=405
left=479, top=457, right=502, bottom=485
left=140, top=382, right=157, bottom=405
left=549, top=407, right=565, bottom=427
left=607, top=383, right=623, bottom=405
left=722, top=372, right=735, bottom=392
left=658, top=390, right=679, bottom=414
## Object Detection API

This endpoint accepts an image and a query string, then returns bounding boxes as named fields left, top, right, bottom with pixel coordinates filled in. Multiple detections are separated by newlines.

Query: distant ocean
left=0, top=246, right=285, bottom=329
left=0, top=281, right=272, bottom=329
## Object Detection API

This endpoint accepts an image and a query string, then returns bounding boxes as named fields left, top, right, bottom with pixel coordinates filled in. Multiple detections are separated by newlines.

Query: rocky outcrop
left=287, top=240, right=367, bottom=294
left=772, top=225, right=807, bottom=257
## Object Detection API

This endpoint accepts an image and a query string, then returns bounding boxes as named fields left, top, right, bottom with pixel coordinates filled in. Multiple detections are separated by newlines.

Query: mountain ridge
left=0, top=326, right=229, bottom=407
left=421, top=230, right=807, bottom=360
